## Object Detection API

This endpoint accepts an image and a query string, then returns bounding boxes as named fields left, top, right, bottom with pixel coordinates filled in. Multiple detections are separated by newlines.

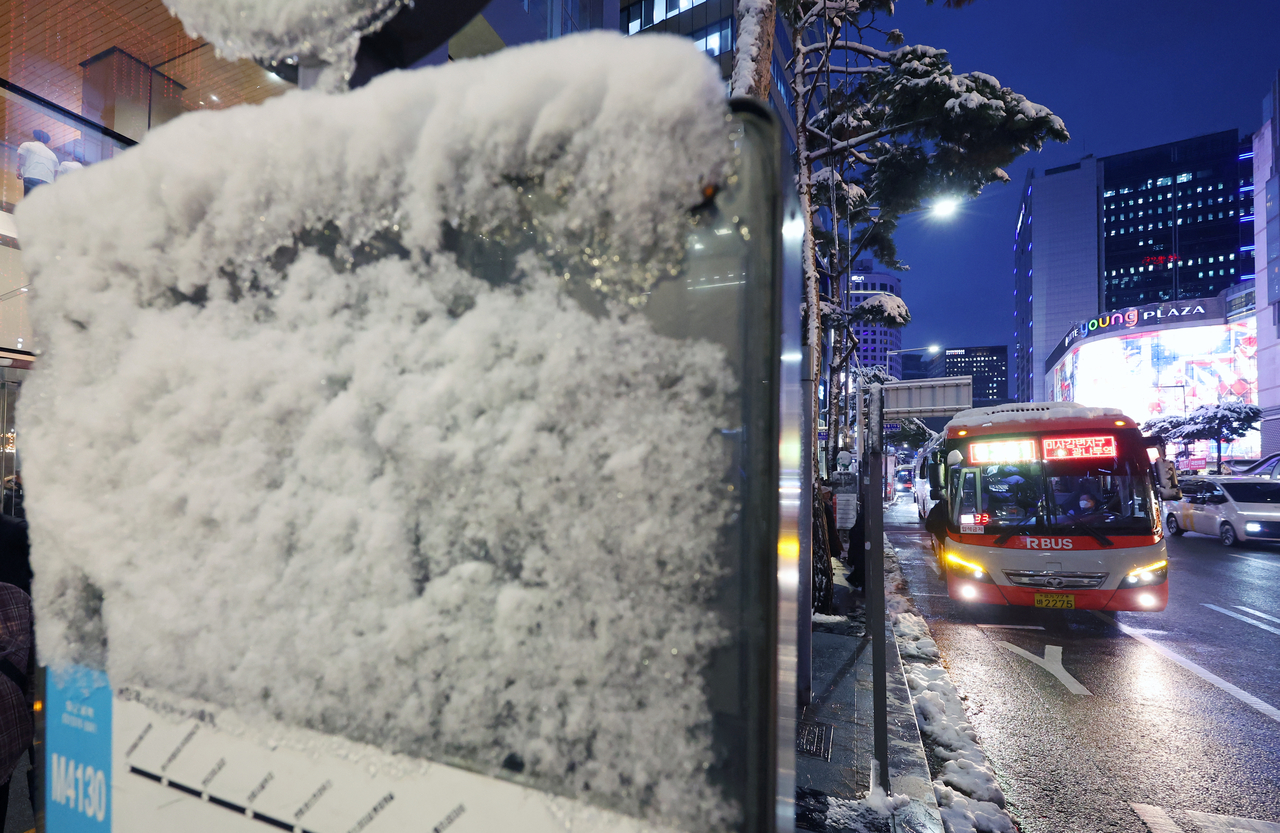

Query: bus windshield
left=952, top=441, right=1158, bottom=538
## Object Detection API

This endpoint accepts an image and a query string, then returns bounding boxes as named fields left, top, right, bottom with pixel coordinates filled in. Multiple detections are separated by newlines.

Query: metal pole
left=799, top=347, right=815, bottom=706
left=865, top=383, right=890, bottom=794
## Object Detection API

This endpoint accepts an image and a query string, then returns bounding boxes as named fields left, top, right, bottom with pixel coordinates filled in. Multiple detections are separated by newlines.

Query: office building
left=1013, top=160, right=1103, bottom=403
left=1254, top=72, right=1280, bottom=455
left=1015, top=131, right=1256, bottom=402
left=622, top=0, right=796, bottom=145
left=900, top=353, right=929, bottom=381
left=844, top=261, right=904, bottom=379
left=928, top=345, right=1008, bottom=408
left=1102, top=130, right=1254, bottom=311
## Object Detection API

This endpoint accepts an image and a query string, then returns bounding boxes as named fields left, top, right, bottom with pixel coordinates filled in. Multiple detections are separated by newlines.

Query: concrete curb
left=880, top=622, right=945, bottom=833
left=794, top=544, right=944, bottom=833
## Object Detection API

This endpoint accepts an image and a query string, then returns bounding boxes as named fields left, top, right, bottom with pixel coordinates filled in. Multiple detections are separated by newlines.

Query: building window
left=692, top=17, right=733, bottom=56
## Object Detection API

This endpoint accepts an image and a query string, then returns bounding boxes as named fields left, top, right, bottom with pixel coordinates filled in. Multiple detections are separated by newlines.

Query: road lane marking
left=975, top=624, right=1045, bottom=630
left=1237, top=606, right=1280, bottom=624
left=1225, top=553, right=1280, bottom=568
left=1202, top=604, right=1280, bottom=637
left=1095, top=612, right=1280, bottom=724
left=1131, top=803, right=1185, bottom=833
left=1185, top=809, right=1280, bottom=832
left=995, top=642, right=1092, bottom=695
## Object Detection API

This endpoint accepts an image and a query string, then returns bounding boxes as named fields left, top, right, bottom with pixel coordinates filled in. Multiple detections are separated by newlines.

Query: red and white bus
left=925, top=402, right=1178, bottom=611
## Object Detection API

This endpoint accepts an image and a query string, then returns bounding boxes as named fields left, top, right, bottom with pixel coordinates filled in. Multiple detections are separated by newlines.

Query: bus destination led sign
left=969, top=439, right=1038, bottom=465
left=1043, top=435, right=1117, bottom=460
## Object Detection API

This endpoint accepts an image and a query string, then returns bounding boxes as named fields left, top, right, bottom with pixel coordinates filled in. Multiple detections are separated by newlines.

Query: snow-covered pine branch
left=852, top=292, right=910, bottom=326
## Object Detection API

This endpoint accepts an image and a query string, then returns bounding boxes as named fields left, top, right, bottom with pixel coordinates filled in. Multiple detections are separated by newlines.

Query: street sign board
left=883, top=377, right=973, bottom=419
left=883, top=422, right=901, bottom=433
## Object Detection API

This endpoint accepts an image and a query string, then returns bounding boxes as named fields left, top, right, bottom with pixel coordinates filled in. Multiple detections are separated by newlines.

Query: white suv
left=1165, top=476, right=1280, bottom=546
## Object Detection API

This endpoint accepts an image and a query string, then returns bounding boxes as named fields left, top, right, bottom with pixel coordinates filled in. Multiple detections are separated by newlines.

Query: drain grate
left=796, top=720, right=835, bottom=761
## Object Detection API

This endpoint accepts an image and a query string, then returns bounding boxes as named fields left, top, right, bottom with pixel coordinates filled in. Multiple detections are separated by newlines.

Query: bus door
left=953, top=467, right=986, bottom=531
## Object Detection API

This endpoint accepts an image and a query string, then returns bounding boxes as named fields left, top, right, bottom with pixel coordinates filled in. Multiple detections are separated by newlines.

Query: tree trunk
left=730, top=0, right=777, bottom=100
left=793, top=23, right=823, bottom=486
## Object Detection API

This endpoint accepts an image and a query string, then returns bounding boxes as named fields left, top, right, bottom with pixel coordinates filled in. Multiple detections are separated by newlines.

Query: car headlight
left=945, top=552, right=994, bottom=584
left=1245, top=522, right=1261, bottom=533
left=1124, top=559, right=1168, bottom=587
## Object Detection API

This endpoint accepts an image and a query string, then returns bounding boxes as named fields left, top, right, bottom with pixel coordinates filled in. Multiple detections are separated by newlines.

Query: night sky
left=878, top=0, right=1280, bottom=393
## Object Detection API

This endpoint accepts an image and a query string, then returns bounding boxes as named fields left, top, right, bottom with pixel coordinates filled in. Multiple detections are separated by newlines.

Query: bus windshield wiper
left=993, top=516, right=1040, bottom=546
left=1061, top=519, right=1113, bottom=547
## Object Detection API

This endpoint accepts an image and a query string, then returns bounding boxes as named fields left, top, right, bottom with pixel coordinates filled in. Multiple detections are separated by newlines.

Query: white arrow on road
left=995, top=642, right=1093, bottom=695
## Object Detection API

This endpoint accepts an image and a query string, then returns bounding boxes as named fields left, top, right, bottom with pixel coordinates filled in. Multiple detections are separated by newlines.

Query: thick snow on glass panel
left=163, top=0, right=400, bottom=66
left=18, top=33, right=738, bottom=830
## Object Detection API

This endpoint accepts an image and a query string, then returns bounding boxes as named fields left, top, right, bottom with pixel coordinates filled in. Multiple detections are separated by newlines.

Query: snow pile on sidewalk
left=18, top=34, right=737, bottom=830
left=885, top=543, right=1018, bottom=833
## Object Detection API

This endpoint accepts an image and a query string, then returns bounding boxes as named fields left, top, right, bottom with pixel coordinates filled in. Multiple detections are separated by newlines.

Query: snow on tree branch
left=730, top=0, right=777, bottom=100
left=852, top=292, right=910, bottom=326
left=164, top=0, right=402, bottom=69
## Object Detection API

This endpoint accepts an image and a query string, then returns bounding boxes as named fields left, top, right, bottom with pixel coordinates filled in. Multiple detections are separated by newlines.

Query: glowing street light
left=931, top=197, right=960, bottom=218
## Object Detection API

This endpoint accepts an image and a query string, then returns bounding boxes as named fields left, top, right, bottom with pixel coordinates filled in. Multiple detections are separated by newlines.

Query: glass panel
left=1222, top=481, right=1280, bottom=503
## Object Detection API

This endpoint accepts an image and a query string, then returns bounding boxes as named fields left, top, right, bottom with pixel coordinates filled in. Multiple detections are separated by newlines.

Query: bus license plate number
left=1034, top=593, right=1074, bottom=609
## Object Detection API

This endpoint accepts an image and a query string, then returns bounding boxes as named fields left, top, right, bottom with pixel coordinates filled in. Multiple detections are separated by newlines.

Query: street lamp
left=888, top=345, right=940, bottom=355
left=931, top=197, right=960, bottom=218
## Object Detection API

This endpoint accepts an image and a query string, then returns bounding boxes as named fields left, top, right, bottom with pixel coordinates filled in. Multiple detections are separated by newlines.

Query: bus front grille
left=1002, top=570, right=1109, bottom=589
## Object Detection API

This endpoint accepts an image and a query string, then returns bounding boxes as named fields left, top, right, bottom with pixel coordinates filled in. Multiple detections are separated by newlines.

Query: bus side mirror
left=1145, top=436, right=1182, bottom=502
left=1154, top=458, right=1181, bottom=502
left=928, top=462, right=943, bottom=491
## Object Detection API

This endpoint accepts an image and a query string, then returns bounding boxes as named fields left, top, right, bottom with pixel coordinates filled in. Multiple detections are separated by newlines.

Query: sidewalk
left=796, top=530, right=943, bottom=833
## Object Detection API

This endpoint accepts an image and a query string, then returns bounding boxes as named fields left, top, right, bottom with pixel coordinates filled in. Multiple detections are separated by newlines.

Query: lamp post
left=888, top=345, right=941, bottom=354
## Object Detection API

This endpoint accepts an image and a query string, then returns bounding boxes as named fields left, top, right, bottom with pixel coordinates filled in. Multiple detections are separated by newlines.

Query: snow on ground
left=18, top=33, right=738, bottom=830
left=885, top=541, right=1018, bottom=833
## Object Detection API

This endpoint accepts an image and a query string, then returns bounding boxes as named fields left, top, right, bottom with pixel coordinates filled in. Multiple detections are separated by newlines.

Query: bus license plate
left=1034, top=593, right=1074, bottom=609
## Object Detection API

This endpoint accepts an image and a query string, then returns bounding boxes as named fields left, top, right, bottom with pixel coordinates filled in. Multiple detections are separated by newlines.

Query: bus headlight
left=945, top=553, right=994, bottom=584
left=1124, top=559, right=1168, bottom=587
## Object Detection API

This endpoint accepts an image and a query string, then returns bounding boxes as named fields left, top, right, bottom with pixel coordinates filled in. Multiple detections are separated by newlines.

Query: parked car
left=1165, top=476, right=1280, bottom=546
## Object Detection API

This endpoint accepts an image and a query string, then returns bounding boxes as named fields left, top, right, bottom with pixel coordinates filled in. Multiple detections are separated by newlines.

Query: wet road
left=885, top=496, right=1280, bottom=833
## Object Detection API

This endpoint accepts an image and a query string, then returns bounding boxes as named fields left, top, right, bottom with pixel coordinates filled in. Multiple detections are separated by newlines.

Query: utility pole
left=865, top=383, right=889, bottom=793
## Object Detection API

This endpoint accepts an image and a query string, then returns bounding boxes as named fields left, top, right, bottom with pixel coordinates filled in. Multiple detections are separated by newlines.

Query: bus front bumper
left=947, top=572, right=1168, bottom=611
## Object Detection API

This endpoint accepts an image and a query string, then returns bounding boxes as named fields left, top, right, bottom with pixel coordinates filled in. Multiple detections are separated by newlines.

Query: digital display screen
left=1049, top=320, right=1259, bottom=461
left=1043, top=435, right=1117, bottom=460
left=960, top=513, right=991, bottom=525
left=969, top=439, right=1038, bottom=465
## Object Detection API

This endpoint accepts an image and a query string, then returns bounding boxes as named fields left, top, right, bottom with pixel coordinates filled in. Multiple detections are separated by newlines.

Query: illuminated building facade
left=620, top=0, right=797, bottom=148
left=1016, top=132, right=1257, bottom=403
left=1101, top=130, right=1255, bottom=312
left=845, top=261, right=903, bottom=379
left=928, top=345, right=1009, bottom=408
left=1047, top=285, right=1259, bottom=461
left=1013, top=160, right=1103, bottom=403
left=1254, top=72, right=1280, bottom=455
